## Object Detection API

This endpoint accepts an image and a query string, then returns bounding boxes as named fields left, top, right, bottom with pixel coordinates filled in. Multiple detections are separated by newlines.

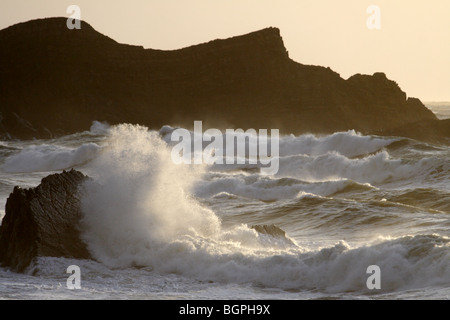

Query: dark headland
left=0, top=17, right=448, bottom=143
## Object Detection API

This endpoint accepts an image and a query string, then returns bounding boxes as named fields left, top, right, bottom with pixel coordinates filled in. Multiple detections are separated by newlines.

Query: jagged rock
left=251, top=224, right=287, bottom=238
left=251, top=224, right=296, bottom=246
left=0, top=18, right=445, bottom=144
left=0, top=169, right=91, bottom=272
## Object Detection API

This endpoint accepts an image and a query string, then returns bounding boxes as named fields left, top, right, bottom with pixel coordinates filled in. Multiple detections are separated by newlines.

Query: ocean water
left=426, top=102, right=450, bottom=120
left=0, top=109, right=449, bottom=300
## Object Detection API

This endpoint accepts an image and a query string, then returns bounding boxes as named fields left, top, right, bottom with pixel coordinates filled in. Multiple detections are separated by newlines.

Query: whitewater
left=0, top=118, right=449, bottom=300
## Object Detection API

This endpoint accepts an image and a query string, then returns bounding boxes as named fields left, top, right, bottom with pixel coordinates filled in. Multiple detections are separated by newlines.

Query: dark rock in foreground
left=0, top=169, right=91, bottom=272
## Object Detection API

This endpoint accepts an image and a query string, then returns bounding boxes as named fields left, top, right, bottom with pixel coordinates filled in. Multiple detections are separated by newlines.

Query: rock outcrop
left=0, top=169, right=91, bottom=272
left=251, top=224, right=296, bottom=246
left=380, top=118, right=450, bottom=145
left=251, top=224, right=288, bottom=238
left=0, top=17, right=445, bottom=143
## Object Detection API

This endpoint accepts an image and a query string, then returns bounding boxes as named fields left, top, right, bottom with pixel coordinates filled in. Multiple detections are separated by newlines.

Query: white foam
left=79, top=124, right=223, bottom=267
left=77, top=124, right=450, bottom=293
left=79, top=124, right=297, bottom=264
left=162, top=128, right=396, bottom=159
left=279, top=130, right=397, bottom=158
left=1, top=143, right=100, bottom=173
left=88, top=121, right=111, bottom=135
left=276, top=151, right=436, bottom=185
left=194, top=174, right=370, bottom=201
left=147, top=234, right=450, bottom=292
left=160, top=128, right=426, bottom=186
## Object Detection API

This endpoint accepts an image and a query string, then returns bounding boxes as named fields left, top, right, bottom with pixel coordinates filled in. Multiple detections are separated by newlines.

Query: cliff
left=0, top=169, right=91, bottom=272
left=0, top=17, right=445, bottom=143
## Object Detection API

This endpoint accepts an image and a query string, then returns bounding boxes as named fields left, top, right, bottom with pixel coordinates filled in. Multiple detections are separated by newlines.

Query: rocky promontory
left=0, top=169, right=91, bottom=272
left=0, top=17, right=446, bottom=143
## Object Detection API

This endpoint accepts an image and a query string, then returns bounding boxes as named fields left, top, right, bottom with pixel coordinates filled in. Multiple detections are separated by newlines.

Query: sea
left=0, top=103, right=449, bottom=300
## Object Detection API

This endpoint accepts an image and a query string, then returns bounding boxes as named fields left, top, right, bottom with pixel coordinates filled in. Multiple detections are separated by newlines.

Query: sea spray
left=80, top=124, right=223, bottom=267
left=77, top=124, right=450, bottom=293
left=278, top=130, right=397, bottom=158
left=275, top=151, right=437, bottom=185
left=1, top=123, right=449, bottom=297
left=1, top=143, right=100, bottom=173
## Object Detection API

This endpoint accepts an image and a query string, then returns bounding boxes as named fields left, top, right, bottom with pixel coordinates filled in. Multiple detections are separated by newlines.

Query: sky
left=1, top=0, right=449, bottom=101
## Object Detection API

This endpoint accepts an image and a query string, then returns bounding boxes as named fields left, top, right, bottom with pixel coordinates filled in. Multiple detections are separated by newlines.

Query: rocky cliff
left=0, top=17, right=445, bottom=143
left=0, top=169, right=91, bottom=272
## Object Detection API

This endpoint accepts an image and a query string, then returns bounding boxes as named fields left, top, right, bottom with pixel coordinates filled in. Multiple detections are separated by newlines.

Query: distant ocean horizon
left=425, top=102, right=450, bottom=120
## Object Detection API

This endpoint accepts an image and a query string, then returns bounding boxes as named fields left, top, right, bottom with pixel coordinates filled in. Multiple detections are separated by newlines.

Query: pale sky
left=1, top=0, right=449, bottom=101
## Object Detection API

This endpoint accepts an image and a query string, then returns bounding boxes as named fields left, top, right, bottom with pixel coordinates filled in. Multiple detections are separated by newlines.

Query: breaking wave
left=74, top=124, right=450, bottom=293
left=1, top=143, right=100, bottom=173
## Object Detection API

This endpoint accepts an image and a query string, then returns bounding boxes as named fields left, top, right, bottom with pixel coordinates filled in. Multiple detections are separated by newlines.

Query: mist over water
left=0, top=120, right=449, bottom=299
left=426, top=102, right=450, bottom=120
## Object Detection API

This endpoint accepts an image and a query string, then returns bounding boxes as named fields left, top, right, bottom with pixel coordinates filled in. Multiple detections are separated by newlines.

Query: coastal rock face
left=0, top=169, right=91, bottom=272
left=251, top=224, right=288, bottom=238
left=381, top=118, right=450, bottom=144
left=251, top=224, right=296, bottom=246
left=0, top=18, right=444, bottom=143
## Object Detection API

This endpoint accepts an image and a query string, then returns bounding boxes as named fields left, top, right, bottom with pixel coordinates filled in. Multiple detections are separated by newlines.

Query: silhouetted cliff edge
left=0, top=18, right=446, bottom=143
